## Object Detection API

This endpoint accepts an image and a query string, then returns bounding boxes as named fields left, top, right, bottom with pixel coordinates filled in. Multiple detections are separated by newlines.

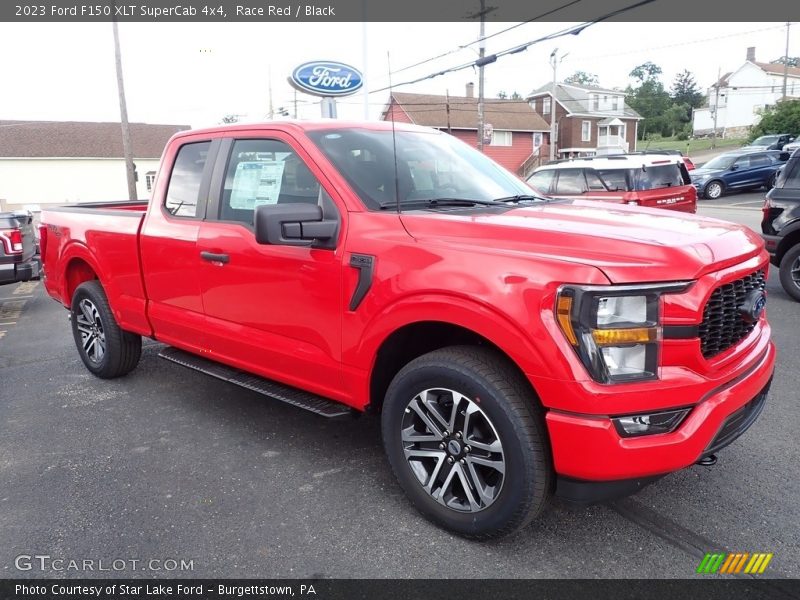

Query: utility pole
left=477, top=0, right=487, bottom=152
left=268, top=66, right=274, bottom=119
left=293, top=88, right=298, bottom=119
left=446, top=90, right=452, bottom=134
left=712, top=67, right=721, bottom=149
left=549, top=49, right=560, bottom=162
left=782, top=21, right=791, bottom=101
left=111, top=13, right=137, bottom=202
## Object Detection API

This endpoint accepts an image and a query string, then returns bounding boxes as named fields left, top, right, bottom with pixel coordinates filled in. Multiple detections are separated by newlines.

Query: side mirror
left=729, top=164, right=739, bottom=171
left=254, top=203, right=337, bottom=247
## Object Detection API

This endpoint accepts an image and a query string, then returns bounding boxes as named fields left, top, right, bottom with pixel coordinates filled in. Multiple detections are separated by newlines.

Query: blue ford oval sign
left=290, top=61, right=364, bottom=97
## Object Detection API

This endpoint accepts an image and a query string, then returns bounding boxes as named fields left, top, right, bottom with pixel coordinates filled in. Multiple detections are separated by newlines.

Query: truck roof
left=174, top=119, right=436, bottom=139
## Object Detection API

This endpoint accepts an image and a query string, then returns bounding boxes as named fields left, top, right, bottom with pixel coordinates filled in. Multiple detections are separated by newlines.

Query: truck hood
left=400, top=200, right=764, bottom=284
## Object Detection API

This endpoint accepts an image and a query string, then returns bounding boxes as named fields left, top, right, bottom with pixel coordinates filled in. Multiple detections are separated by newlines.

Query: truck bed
left=40, top=200, right=152, bottom=336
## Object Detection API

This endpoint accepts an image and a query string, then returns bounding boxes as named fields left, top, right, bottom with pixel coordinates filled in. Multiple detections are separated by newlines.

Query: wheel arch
left=704, top=179, right=725, bottom=198
left=358, top=295, right=548, bottom=414
left=776, top=226, right=800, bottom=265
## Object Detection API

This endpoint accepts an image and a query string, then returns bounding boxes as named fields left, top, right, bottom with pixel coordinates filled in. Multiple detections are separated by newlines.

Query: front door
left=196, top=134, right=346, bottom=400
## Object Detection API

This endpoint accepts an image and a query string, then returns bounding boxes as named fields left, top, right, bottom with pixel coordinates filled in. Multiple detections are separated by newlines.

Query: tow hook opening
left=697, top=454, right=717, bottom=467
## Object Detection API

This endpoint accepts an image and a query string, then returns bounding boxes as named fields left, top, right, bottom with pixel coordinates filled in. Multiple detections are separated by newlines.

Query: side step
left=158, top=346, right=352, bottom=418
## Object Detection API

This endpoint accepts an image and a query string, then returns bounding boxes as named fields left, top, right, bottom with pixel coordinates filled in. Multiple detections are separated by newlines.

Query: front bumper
left=0, top=256, right=40, bottom=285
left=544, top=338, right=776, bottom=482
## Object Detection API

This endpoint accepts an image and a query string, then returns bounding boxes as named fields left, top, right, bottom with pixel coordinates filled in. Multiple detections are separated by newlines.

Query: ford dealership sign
left=290, top=61, right=364, bottom=97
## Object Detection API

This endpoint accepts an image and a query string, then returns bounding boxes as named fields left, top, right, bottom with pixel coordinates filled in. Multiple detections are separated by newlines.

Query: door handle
left=200, top=251, right=230, bottom=264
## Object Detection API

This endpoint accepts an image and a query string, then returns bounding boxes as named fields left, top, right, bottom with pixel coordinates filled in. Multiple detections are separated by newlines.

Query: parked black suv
left=762, top=149, right=800, bottom=301
left=0, top=211, right=40, bottom=285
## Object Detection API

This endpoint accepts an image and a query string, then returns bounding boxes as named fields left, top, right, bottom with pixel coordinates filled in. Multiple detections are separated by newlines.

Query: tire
left=70, top=280, right=142, bottom=378
left=779, top=244, right=800, bottom=302
left=381, top=346, right=552, bottom=539
left=703, top=180, right=724, bottom=199
left=766, top=172, right=778, bottom=189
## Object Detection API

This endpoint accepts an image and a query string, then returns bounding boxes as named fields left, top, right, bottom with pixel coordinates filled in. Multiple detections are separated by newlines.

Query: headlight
left=556, top=282, right=691, bottom=384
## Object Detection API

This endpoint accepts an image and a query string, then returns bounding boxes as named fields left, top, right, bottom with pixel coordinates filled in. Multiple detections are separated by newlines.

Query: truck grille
left=698, top=270, right=766, bottom=359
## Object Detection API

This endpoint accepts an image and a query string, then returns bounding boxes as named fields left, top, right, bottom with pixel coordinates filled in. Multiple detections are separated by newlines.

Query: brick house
left=382, top=85, right=550, bottom=176
left=527, top=83, right=642, bottom=158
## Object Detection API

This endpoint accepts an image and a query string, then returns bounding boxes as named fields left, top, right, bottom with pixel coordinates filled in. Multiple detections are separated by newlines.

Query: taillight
left=38, top=225, right=48, bottom=261
left=0, top=228, right=23, bottom=254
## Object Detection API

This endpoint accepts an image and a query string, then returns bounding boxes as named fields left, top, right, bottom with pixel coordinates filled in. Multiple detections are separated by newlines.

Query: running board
left=158, top=347, right=352, bottom=418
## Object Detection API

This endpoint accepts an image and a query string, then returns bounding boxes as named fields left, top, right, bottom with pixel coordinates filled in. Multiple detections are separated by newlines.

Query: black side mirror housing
left=254, top=203, right=338, bottom=248
left=729, top=164, right=739, bottom=171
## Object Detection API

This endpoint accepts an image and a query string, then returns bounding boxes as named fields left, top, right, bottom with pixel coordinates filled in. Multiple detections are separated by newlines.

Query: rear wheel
left=779, top=244, right=800, bottom=302
left=71, top=280, right=142, bottom=378
left=381, top=346, right=552, bottom=539
left=704, top=180, right=724, bottom=199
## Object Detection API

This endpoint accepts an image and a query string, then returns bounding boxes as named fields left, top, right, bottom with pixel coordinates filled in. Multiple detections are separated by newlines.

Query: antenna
left=387, top=52, right=401, bottom=215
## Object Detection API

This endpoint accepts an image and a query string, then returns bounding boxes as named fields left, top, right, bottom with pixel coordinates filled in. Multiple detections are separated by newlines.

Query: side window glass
left=528, top=170, right=555, bottom=193
left=781, top=160, right=800, bottom=189
left=751, top=154, right=770, bottom=167
left=735, top=156, right=751, bottom=170
left=165, top=141, right=211, bottom=218
left=219, top=139, right=322, bottom=226
left=554, top=169, right=587, bottom=195
left=584, top=170, right=607, bottom=191
left=597, top=169, right=628, bottom=192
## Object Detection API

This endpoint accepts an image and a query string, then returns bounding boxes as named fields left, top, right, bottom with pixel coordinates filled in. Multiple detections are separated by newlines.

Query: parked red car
left=527, top=154, right=697, bottom=212
left=40, top=121, right=774, bottom=539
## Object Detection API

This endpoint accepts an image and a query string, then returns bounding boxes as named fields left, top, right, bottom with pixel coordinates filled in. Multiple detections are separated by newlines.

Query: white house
left=0, top=120, right=189, bottom=212
left=693, top=47, right=800, bottom=138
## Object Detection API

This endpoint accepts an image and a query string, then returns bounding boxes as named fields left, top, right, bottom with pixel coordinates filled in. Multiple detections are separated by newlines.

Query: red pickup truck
left=40, top=121, right=775, bottom=539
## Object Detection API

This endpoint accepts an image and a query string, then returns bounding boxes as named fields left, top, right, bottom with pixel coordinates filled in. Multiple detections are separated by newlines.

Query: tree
left=771, top=56, right=800, bottom=67
left=749, top=100, right=800, bottom=140
left=626, top=62, right=672, bottom=138
left=564, top=71, right=599, bottom=86
left=497, top=91, right=523, bottom=100
left=497, top=91, right=507, bottom=99
left=670, top=69, right=704, bottom=109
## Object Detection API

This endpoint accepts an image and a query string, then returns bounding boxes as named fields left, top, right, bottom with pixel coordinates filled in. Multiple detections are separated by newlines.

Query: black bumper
left=0, top=256, right=40, bottom=285
left=555, top=475, right=664, bottom=504
left=761, top=234, right=780, bottom=263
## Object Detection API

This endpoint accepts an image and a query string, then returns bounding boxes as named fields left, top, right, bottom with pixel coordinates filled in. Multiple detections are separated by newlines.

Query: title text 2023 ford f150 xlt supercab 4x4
left=40, top=121, right=775, bottom=539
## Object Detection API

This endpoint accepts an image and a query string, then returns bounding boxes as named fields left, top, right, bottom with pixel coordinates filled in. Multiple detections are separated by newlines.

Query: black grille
left=698, top=270, right=766, bottom=358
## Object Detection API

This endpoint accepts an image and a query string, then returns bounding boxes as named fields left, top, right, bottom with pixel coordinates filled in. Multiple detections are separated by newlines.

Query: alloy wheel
left=705, top=182, right=722, bottom=199
left=75, top=299, right=106, bottom=364
left=792, top=256, right=800, bottom=288
left=401, top=388, right=505, bottom=513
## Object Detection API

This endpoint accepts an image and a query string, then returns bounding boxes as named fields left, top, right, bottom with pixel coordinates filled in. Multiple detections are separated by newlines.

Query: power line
left=368, top=0, right=659, bottom=96
left=384, top=0, right=587, bottom=79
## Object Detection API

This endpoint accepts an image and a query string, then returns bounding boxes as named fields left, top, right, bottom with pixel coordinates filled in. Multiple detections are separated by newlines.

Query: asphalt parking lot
left=1, top=193, right=798, bottom=579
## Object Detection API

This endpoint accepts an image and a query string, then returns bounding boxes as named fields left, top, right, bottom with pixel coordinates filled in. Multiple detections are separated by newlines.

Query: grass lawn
left=637, top=137, right=748, bottom=154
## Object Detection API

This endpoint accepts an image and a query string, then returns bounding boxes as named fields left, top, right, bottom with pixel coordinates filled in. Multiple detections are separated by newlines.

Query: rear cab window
left=633, top=164, right=686, bottom=191
left=165, top=141, right=212, bottom=218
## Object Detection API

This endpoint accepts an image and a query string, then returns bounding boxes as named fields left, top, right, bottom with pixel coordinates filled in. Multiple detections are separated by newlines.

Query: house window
left=145, top=171, right=157, bottom=192
left=592, top=95, right=599, bottom=111
left=490, top=130, right=513, bottom=146
left=612, top=96, right=619, bottom=111
left=543, top=97, right=551, bottom=115
left=581, top=121, right=592, bottom=142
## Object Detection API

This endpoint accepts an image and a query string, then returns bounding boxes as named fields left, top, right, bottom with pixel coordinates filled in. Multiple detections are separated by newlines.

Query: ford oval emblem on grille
left=739, top=289, right=766, bottom=323
left=290, top=61, right=364, bottom=97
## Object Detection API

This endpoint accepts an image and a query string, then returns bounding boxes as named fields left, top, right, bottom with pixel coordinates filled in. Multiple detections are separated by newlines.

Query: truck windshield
left=306, top=128, right=534, bottom=210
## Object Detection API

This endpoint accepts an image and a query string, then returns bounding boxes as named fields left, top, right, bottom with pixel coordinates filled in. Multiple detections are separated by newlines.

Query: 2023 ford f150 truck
left=40, top=121, right=775, bottom=539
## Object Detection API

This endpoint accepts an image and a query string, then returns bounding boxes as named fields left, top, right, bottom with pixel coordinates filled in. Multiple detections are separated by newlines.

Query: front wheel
left=381, top=346, right=552, bottom=539
left=779, top=244, right=800, bottom=302
left=704, top=180, right=724, bottom=199
left=71, top=280, right=142, bottom=378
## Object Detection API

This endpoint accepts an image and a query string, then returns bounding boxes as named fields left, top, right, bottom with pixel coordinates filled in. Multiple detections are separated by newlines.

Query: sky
left=0, top=20, right=795, bottom=127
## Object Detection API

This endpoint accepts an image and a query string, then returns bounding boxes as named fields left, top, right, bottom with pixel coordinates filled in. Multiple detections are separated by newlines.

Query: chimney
left=466, top=82, right=475, bottom=98
left=747, top=47, right=756, bottom=62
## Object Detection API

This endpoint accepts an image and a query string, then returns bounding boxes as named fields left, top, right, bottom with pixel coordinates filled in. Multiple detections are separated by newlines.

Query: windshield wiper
left=492, top=194, right=551, bottom=203
left=379, top=197, right=504, bottom=210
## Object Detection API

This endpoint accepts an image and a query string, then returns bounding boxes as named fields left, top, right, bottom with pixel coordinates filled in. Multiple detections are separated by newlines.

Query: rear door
left=139, top=138, right=219, bottom=351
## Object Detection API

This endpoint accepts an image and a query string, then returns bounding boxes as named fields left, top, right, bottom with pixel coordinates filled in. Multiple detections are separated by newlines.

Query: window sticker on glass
left=229, top=160, right=286, bottom=209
